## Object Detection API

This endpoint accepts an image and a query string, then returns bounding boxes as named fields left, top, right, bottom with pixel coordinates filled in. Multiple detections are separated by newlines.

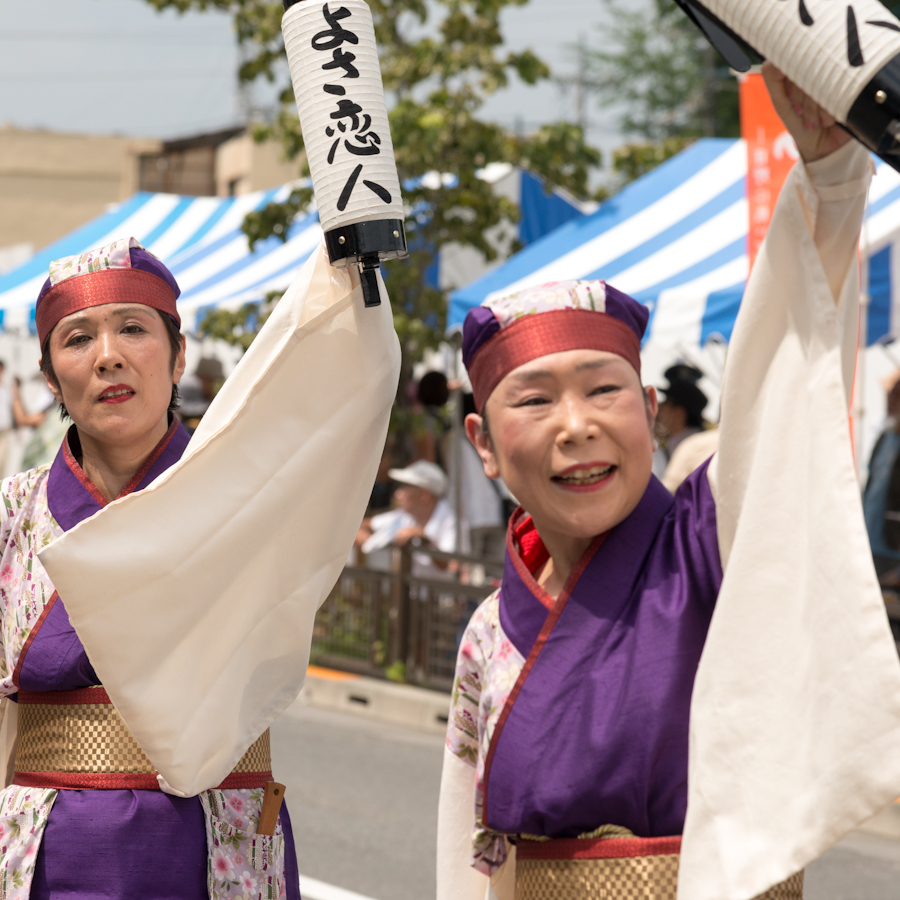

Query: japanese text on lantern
left=780, top=0, right=898, bottom=69
left=740, top=72, right=797, bottom=271
left=312, top=3, right=393, bottom=211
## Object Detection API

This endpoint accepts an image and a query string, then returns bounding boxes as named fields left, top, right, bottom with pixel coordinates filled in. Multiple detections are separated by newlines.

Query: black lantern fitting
left=323, top=220, right=408, bottom=308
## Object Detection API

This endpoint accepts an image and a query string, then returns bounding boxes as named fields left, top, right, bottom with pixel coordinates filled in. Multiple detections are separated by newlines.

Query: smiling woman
left=467, top=348, right=657, bottom=595
left=0, top=237, right=301, bottom=899
left=436, top=68, right=900, bottom=900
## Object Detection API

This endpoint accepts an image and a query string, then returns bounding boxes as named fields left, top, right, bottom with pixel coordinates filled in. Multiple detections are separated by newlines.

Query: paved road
left=806, top=830, right=900, bottom=900
left=271, top=701, right=900, bottom=900
left=271, top=701, right=444, bottom=900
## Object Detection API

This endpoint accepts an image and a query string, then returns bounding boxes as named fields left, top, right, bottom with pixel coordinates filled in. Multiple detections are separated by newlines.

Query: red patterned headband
left=36, top=268, right=179, bottom=347
left=467, top=308, right=642, bottom=413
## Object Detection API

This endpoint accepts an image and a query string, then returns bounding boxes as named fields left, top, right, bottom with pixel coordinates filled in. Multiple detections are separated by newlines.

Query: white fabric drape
left=680, top=142, right=900, bottom=899
left=437, top=749, right=492, bottom=900
left=38, top=244, right=401, bottom=797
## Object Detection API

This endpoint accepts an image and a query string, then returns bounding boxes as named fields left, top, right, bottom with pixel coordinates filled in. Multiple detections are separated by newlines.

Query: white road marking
left=299, top=874, right=380, bottom=900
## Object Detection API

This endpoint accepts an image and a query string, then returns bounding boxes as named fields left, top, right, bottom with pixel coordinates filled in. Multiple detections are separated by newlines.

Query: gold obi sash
left=13, top=687, right=272, bottom=791
left=516, top=835, right=804, bottom=900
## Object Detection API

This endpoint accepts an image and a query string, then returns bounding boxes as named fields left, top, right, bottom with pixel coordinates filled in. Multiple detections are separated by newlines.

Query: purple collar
left=47, top=418, right=191, bottom=532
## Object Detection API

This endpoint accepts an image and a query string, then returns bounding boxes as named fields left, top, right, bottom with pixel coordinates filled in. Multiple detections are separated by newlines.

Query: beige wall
left=0, top=125, right=159, bottom=251
left=216, top=133, right=302, bottom=196
left=0, top=124, right=302, bottom=254
left=216, top=133, right=254, bottom=196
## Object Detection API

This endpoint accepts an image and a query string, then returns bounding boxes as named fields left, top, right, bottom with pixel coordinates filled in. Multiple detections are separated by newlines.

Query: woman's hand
left=762, top=61, right=852, bottom=164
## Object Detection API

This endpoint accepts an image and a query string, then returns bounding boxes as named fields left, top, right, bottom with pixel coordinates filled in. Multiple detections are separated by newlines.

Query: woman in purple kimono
left=436, top=69, right=889, bottom=900
left=0, top=237, right=299, bottom=899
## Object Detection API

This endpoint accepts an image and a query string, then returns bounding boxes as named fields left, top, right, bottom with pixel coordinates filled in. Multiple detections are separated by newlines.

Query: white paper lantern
left=282, top=0, right=407, bottom=305
left=676, top=0, right=900, bottom=171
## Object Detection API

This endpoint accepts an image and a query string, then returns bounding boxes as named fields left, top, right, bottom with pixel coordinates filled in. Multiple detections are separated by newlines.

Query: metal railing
left=311, top=545, right=504, bottom=692
left=313, top=555, right=900, bottom=692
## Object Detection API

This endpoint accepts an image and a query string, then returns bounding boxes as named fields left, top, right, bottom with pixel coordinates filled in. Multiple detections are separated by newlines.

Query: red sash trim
left=17, top=686, right=109, bottom=705
left=12, top=592, right=59, bottom=690
left=13, top=769, right=274, bottom=791
left=483, top=531, right=607, bottom=828
left=62, top=416, right=180, bottom=508
left=516, top=835, right=682, bottom=861
left=14, top=686, right=273, bottom=791
left=118, top=417, right=180, bottom=498
left=217, top=771, right=275, bottom=790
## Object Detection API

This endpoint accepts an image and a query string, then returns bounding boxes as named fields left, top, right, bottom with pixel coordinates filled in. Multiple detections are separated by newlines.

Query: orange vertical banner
left=741, top=72, right=798, bottom=271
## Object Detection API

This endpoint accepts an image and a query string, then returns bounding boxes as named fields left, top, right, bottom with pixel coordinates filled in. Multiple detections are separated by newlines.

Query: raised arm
left=681, top=66, right=900, bottom=900
left=708, top=64, right=872, bottom=542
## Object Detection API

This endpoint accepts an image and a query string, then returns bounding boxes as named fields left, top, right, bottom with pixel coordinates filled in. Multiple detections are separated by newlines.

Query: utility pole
left=703, top=43, right=717, bottom=137
left=236, top=43, right=253, bottom=124
left=557, top=36, right=599, bottom=133
left=576, top=36, right=588, bottom=132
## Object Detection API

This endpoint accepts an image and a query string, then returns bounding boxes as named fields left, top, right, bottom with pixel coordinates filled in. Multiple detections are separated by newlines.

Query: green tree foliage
left=145, top=0, right=602, bottom=419
left=611, top=137, right=693, bottom=184
left=198, top=292, right=281, bottom=353
left=588, top=0, right=739, bottom=184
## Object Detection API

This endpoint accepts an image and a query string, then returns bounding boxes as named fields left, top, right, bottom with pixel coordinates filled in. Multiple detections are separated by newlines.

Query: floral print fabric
left=201, top=790, right=286, bottom=900
left=484, top=280, right=607, bottom=329
left=0, top=469, right=288, bottom=899
left=0, top=467, right=61, bottom=697
left=0, top=786, right=57, bottom=900
left=446, top=589, right=525, bottom=874
left=48, top=237, right=145, bottom=287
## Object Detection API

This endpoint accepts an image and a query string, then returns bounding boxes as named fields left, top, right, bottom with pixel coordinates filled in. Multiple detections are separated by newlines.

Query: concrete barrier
left=297, top=665, right=450, bottom=736
left=856, top=799, right=900, bottom=841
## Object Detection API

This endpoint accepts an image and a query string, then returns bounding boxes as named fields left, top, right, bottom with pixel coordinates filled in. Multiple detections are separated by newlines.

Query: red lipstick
left=98, top=384, right=135, bottom=404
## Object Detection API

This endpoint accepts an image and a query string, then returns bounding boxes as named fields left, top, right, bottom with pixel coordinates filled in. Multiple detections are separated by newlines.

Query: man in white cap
left=357, top=459, right=457, bottom=579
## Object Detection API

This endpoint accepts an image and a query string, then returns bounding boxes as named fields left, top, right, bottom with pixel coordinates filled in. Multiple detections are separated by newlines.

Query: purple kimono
left=2, top=419, right=300, bottom=899
left=447, top=462, right=721, bottom=870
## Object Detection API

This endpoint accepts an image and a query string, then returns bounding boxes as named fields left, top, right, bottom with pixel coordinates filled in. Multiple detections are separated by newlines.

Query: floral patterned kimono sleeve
left=201, top=789, right=287, bottom=900
left=0, top=467, right=61, bottom=696
left=444, top=590, right=525, bottom=878
left=0, top=468, right=63, bottom=899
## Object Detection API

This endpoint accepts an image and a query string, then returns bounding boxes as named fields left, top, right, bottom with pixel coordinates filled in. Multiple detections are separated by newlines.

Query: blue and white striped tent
left=0, top=184, right=322, bottom=334
left=449, top=138, right=900, bottom=365
left=0, top=167, right=585, bottom=335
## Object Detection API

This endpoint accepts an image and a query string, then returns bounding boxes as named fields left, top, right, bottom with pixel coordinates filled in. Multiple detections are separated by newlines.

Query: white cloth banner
left=680, top=143, right=900, bottom=899
left=38, top=244, right=401, bottom=797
